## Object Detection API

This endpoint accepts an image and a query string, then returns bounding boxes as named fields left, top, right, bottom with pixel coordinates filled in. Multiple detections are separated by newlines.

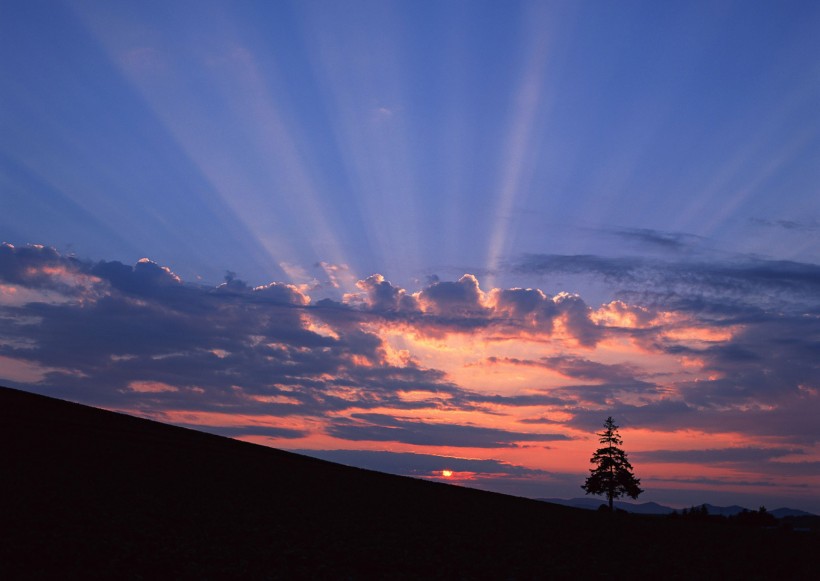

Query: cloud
left=648, top=476, right=781, bottom=488
left=291, top=449, right=549, bottom=478
left=750, top=218, right=820, bottom=232
left=182, top=424, right=307, bottom=440
left=417, top=274, right=487, bottom=316
left=634, top=447, right=802, bottom=464
left=482, top=355, right=656, bottom=402
left=514, top=252, right=820, bottom=310
left=352, top=274, right=418, bottom=312
left=1, top=243, right=819, bottom=467
left=609, top=228, right=703, bottom=252
left=515, top=254, right=643, bottom=280
left=327, top=413, right=571, bottom=448
left=92, top=257, right=182, bottom=295
left=0, top=242, right=95, bottom=293
left=489, top=287, right=558, bottom=330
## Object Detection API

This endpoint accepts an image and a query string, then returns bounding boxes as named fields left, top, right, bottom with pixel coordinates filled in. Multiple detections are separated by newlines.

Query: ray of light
left=299, top=0, right=422, bottom=281
left=0, top=4, right=279, bottom=282
left=484, top=3, right=556, bottom=287
left=674, top=74, right=820, bottom=241
left=71, top=2, right=359, bottom=287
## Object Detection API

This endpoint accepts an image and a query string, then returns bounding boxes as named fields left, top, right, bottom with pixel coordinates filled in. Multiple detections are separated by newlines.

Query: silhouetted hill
left=1, top=386, right=817, bottom=579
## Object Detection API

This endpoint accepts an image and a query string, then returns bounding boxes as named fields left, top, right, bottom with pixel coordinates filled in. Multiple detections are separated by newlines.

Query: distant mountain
left=541, top=498, right=816, bottom=517
left=541, top=497, right=675, bottom=514
left=771, top=507, right=817, bottom=518
left=701, top=503, right=748, bottom=517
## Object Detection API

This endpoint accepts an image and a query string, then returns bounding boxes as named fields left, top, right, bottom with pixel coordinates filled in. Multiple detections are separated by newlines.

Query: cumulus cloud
left=352, top=274, right=418, bottom=312
left=343, top=273, right=601, bottom=346
left=417, top=274, right=487, bottom=316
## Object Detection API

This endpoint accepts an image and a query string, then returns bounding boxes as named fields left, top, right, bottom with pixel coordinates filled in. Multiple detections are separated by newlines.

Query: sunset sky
left=2, top=0, right=820, bottom=513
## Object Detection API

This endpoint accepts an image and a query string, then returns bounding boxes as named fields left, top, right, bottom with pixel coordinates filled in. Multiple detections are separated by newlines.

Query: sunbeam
left=484, top=3, right=555, bottom=288
left=72, top=1, right=359, bottom=286
left=301, top=1, right=422, bottom=282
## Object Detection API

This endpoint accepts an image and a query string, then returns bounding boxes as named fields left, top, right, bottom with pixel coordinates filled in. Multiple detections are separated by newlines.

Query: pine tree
left=581, top=417, right=643, bottom=511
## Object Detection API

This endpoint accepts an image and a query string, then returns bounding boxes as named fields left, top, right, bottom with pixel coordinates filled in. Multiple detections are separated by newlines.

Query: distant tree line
left=669, top=505, right=777, bottom=528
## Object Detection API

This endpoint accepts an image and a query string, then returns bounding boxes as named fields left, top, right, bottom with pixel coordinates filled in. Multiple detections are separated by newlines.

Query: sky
left=2, top=0, right=819, bottom=513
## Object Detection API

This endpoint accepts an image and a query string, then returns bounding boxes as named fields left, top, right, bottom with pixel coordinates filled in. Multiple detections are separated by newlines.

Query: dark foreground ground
left=1, top=386, right=817, bottom=579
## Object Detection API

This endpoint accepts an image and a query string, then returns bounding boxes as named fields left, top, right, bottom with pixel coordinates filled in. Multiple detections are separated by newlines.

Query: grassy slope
left=1, top=386, right=817, bottom=579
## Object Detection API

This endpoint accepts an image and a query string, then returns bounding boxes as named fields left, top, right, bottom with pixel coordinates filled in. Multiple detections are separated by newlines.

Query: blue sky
left=5, top=0, right=818, bottom=289
left=2, top=1, right=820, bottom=512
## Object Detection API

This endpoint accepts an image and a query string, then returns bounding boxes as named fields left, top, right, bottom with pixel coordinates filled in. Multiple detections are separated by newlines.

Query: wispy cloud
left=635, top=447, right=802, bottom=464
left=608, top=228, right=704, bottom=252
left=293, top=449, right=550, bottom=479
left=327, top=413, right=569, bottom=448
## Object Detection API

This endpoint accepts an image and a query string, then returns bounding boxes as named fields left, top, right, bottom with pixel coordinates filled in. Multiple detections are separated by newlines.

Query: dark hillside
left=1, top=386, right=816, bottom=579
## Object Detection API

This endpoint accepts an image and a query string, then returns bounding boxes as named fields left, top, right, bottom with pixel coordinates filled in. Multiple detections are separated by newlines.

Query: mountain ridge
left=541, top=497, right=816, bottom=517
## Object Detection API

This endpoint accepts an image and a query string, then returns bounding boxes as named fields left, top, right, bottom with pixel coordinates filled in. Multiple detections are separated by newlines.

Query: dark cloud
left=648, top=476, right=780, bottom=488
left=482, top=355, right=657, bottom=405
left=634, top=447, right=802, bottom=464
left=541, top=355, right=641, bottom=384
left=468, top=391, right=566, bottom=408
left=514, top=253, right=820, bottom=310
left=667, top=314, right=820, bottom=414
left=0, top=242, right=85, bottom=291
left=515, top=254, right=642, bottom=281
left=561, top=400, right=696, bottom=433
left=290, top=449, right=549, bottom=478
left=91, top=258, right=182, bottom=296
left=178, top=424, right=307, bottom=440
left=518, top=416, right=563, bottom=425
left=564, top=394, right=820, bottom=446
left=610, top=228, right=703, bottom=252
left=327, top=413, right=571, bottom=448
left=760, top=461, right=820, bottom=477
left=750, top=218, right=820, bottom=232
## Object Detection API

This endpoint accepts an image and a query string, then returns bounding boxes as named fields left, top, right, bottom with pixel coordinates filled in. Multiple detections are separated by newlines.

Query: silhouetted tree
left=682, top=504, right=711, bottom=521
left=581, top=417, right=643, bottom=511
left=733, top=506, right=777, bottom=527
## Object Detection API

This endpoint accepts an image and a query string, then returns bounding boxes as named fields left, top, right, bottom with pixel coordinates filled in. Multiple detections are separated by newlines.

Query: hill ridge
left=1, top=385, right=817, bottom=578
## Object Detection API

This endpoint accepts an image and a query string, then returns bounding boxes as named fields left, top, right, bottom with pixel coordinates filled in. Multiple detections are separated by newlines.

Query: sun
left=441, top=469, right=453, bottom=478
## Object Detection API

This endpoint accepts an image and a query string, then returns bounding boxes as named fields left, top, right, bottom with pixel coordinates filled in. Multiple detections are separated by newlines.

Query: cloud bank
left=1, top=242, right=818, bottom=509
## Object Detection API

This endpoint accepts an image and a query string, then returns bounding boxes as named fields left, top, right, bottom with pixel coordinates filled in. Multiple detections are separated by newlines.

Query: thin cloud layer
left=1, top=243, right=819, bottom=510
left=293, top=449, right=551, bottom=481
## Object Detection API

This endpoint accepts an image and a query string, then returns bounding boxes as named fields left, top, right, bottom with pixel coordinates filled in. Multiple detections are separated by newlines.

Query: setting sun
left=441, top=470, right=454, bottom=478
